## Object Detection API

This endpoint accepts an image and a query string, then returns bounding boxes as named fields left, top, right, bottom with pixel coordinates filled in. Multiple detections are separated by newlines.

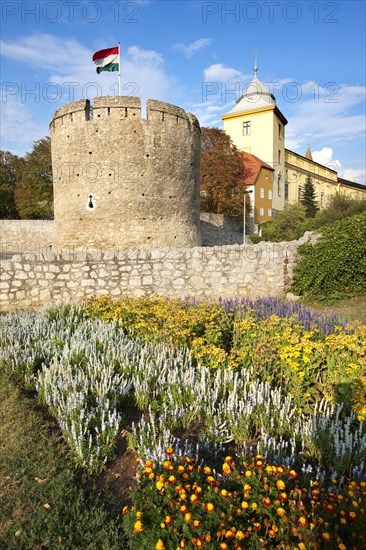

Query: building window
left=268, top=208, right=272, bottom=217
left=260, top=187, right=264, bottom=198
left=277, top=173, right=281, bottom=195
left=278, top=124, right=281, bottom=139
left=260, top=207, right=264, bottom=216
left=278, top=150, right=281, bottom=164
left=243, top=121, right=251, bottom=135
left=298, top=185, right=302, bottom=201
left=285, top=183, right=289, bottom=200
left=268, top=190, right=272, bottom=200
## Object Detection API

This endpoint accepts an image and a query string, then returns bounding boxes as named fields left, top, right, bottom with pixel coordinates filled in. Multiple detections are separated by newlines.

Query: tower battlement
left=50, top=97, right=201, bottom=250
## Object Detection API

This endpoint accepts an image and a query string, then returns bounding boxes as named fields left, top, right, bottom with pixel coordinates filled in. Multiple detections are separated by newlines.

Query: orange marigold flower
left=225, top=530, right=235, bottom=540
left=205, top=533, right=212, bottom=542
left=168, top=475, right=176, bottom=484
left=222, top=463, right=232, bottom=475
left=203, top=466, right=211, bottom=475
left=195, top=486, right=203, bottom=495
left=225, top=456, right=233, bottom=463
left=251, top=502, right=258, bottom=510
left=136, top=511, right=143, bottom=519
left=165, top=515, right=173, bottom=525
left=288, top=469, right=297, bottom=478
left=349, top=511, right=357, bottom=521
left=221, top=489, right=229, bottom=497
left=206, top=502, right=215, bottom=512
left=253, top=522, right=261, bottom=531
left=193, top=519, right=201, bottom=528
left=219, top=544, right=229, bottom=550
left=134, top=520, right=143, bottom=532
left=243, top=483, right=251, bottom=491
left=236, top=531, right=245, bottom=540
left=180, top=505, right=188, bottom=514
left=277, top=508, right=286, bottom=517
left=122, top=505, right=128, bottom=515
left=241, top=501, right=249, bottom=509
left=297, top=517, right=307, bottom=526
left=184, top=513, right=192, bottom=523
left=191, top=494, right=198, bottom=504
left=156, top=539, right=165, bottom=550
left=180, top=540, right=187, bottom=548
left=166, top=447, right=174, bottom=456
left=207, top=475, right=215, bottom=484
left=338, top=545, right=346, bottom=550
left=280, top=492, right=288, bottom=501
left=156, top=480, right=164, bottom=491
left=322, top=533, right=331, bottom=541
left=145, top=459, right=153, bottom=468
left=178, top=465, right=185, bottom=473
left=263, top=497, right=271, bottom=507
left=245, top=470, right=252, bottom=478
left=276, top=480, right=286, bottom=491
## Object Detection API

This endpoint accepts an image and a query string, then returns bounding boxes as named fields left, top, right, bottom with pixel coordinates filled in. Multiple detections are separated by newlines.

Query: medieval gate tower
left=50, top=96, right=201, bottom=250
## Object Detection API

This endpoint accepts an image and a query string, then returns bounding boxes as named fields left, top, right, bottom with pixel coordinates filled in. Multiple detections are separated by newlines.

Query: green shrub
left=292, top=212, right=366, bottom=301
left=261, top=204, right=307, bottom=242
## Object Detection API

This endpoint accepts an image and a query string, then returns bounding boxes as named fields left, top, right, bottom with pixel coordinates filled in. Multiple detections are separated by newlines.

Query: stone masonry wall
left=50, top=97, right=201, bottom=250
left=0, top=220, right=53, bottom=255
left=0, top=239, right=303, bottom=312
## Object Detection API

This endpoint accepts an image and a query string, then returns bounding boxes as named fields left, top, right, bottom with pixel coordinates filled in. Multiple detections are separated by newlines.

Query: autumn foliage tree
left=200, top=127, right=251, bottom=216
left=14, top=137, right=53, bottom=219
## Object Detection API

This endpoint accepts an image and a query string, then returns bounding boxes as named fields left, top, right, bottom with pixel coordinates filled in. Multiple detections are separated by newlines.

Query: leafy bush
left=260, top=194, right=366, bottom=243
left=292, top=212, right=366, bottom=301
left=261, top=204, right=307, bottom=242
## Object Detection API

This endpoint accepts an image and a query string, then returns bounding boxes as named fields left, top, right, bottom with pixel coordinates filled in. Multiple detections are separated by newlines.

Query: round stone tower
left=50, top=96, right=201, bottom=250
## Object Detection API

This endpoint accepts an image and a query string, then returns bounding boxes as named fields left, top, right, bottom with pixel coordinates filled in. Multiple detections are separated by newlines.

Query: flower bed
left=0, top=297, right=365, bottom=548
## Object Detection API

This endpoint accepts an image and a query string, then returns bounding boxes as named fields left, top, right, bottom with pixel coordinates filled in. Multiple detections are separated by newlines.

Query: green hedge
left=292, top=211, right=366, bottom=301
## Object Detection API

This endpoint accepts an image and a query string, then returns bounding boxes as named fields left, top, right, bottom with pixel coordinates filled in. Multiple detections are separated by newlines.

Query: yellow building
left=242, top=152, right=274, bottom=224
left=222, top=65, right=366, bottom=226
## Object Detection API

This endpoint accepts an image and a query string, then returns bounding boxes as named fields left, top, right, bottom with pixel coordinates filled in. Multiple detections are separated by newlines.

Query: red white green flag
left=92, top=46, right=119, bottom=74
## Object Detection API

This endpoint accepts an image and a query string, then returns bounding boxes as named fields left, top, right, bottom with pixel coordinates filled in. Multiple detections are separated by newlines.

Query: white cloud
left=341, top=168, right=365, bottom=184
left=284, top=83, right=366, bottom=150
left=174, top=38, right=212, bottom=58
left=0, top=34, right=173, bottom=104
left=312, top=147, right=342, bottom=173
left=127, top=45, right=164, bottom=67
left=0, top=90, right=47, bottom=156
left=203, top=63, right=241, bottom=82
left=312, top=147, right=366, bottom=185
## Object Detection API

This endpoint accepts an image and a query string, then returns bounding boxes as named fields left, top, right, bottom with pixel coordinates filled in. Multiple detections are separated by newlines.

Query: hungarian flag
left=92, top=46, right=119, bottom=74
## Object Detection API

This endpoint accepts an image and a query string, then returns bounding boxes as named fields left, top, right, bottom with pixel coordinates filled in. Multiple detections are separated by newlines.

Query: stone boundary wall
left=0, top=239, right=305, bottom=312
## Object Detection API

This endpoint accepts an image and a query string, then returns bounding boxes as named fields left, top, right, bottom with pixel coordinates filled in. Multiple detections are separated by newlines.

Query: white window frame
left=268, top=190, right=272, bottom=200
left=260, top=187, right=264, bottom=198
left=268, top=208, right=272, bottom=217
left=243, top=121, right=251, bottom=135
left=259, top=207, right=264, bottom=216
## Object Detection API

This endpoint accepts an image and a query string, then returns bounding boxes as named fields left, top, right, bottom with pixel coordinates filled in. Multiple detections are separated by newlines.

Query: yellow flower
left=276, top=480, right=286, bottom=490
left=322, top=533, right=331, bottom=541
left=134, top=520, right=143, bottom=532
left=156, top=540, right=165, bottom=550
left=277, top=508, right=286, bottom=517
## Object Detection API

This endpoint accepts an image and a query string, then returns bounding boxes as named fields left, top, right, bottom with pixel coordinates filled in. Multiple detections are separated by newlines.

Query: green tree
left=15, top=137, right=53, bottom=219
left=0, top=151, right=24, bottom=218
left=200, top=127, right=249, bottom=216
left=300, top=175, right=318, bottom=217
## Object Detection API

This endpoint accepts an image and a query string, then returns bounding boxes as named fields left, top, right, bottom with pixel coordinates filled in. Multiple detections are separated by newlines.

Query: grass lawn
left=0, top=376, right=126, bottom=550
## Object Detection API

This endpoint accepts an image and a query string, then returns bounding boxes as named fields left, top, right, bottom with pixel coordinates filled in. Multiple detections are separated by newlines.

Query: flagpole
left=118, top=42, right=121, bottom=96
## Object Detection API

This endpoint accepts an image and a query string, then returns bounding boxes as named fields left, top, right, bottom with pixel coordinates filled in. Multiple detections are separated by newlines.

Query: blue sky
left=1, top=0, right=365, bottom=183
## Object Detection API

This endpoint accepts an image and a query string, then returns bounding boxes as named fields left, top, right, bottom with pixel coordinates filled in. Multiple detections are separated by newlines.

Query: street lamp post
left=243, top=188, right=253, bottom=245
